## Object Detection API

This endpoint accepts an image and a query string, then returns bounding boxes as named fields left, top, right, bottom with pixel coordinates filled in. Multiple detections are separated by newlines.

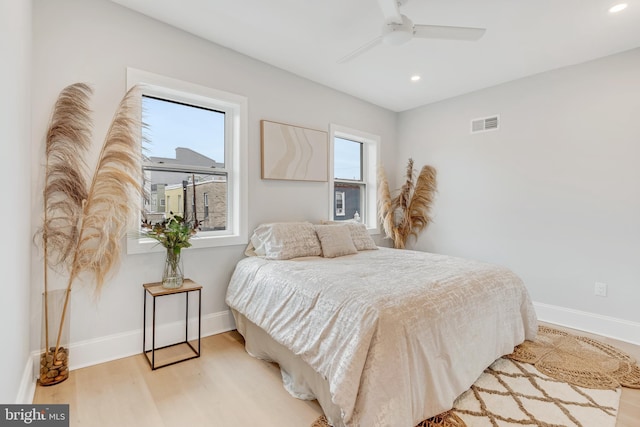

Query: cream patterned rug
left=312, top=326, right=640, bottom=427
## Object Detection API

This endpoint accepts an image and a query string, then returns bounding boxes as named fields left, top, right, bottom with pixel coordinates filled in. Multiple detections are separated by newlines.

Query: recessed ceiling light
left=410, top=75, right=421, bottom=82
left=609, top=3, right=628, bottom=13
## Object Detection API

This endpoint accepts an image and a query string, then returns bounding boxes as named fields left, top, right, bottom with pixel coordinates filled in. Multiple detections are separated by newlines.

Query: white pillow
left=249, top=222, right=322, bottom=260
left=315, top=224, right=358, bottom=258
left=320, top=220, right=378, bottom=251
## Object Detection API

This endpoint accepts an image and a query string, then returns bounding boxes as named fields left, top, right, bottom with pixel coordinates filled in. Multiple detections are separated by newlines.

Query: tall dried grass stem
left=40, top=83, right=93, bottom=353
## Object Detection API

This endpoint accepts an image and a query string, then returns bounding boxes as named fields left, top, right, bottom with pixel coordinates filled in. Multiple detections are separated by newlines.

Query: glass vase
left=162, top=247, right=184, bottom=289
left=38, top=289, right=70, bottom=386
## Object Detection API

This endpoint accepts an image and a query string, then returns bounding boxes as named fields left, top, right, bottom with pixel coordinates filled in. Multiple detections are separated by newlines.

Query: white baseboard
left=16, top=355, right=35, bottom=404
left=534, top=301, right=640, bottom=346
left=30, top=309, right=237, bottom=375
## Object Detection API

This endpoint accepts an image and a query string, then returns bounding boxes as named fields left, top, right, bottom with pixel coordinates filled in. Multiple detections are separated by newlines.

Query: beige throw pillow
left=320, top=220, right=378, bottom=251
left=315, top=224, right=358, bottom=258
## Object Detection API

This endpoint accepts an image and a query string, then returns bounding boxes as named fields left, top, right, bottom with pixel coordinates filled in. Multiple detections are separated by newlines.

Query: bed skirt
left=232, top=309, right=344, bottom=426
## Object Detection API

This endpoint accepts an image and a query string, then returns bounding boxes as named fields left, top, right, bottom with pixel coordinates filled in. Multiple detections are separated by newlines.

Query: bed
left=225, top=222, right=538, bottom=427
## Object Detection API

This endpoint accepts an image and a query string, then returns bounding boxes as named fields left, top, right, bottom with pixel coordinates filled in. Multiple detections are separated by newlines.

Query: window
left=141, top=94, right=225, bottom=230
left=127, top=68, right=248, bottom=253
left=329, top=125, right=380, bottom=231
left=333, top=137, right=364, bottom=221
left=335, top=191, right=345, bottom=216
left=334, top=138, right=363, bottom=181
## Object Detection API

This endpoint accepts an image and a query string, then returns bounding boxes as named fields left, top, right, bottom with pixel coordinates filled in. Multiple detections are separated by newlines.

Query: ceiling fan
left=337, top=0, right=486, bottom=64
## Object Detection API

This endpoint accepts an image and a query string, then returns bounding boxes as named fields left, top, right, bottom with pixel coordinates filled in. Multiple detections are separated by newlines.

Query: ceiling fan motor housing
left=382, top=14, right=414, bottom=45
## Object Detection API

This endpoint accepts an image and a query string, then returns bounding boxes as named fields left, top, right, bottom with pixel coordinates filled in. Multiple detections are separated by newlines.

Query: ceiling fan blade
left=377, top=0, right=403, bottom=24
left=413, top=24, right=486, bottom=41
left=337, top=36, right=383, bottom=64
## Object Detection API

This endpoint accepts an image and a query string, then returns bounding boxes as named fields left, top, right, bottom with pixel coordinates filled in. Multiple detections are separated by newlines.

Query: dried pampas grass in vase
left=377, top=158, right=437, bottom=249
left=37, top=83, right=143, bottom=385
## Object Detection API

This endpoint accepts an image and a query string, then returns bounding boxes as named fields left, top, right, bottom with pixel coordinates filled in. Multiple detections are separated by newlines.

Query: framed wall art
left=261, top=120, right=328, bottom=182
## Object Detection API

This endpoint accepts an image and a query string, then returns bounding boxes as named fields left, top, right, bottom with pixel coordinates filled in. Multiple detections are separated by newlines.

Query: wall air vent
left=471, top=115, right=499, bottom=133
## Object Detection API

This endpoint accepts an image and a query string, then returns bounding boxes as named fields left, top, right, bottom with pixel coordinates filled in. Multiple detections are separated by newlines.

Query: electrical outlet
left=594, top=282, right=608, bottom=297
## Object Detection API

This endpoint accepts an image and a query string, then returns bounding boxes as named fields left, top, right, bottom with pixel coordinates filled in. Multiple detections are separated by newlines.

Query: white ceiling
left=111, top=0, right=640, bottom=112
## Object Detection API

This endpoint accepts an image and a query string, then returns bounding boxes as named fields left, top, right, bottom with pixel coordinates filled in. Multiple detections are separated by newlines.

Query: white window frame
left=328, top=124, right=380, bottom=233
left=126, top=68, right=248, bottom=254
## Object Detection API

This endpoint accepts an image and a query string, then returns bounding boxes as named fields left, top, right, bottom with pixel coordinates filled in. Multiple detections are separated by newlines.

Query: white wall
left=30, top=0, right=397, bottom=366
left=1, top=0, right=33, bottom=403
left=397, top=49, right=640, bottom=332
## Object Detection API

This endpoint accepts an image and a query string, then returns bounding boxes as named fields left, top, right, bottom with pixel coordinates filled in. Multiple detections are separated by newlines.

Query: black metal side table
left=143, top=278, right=202, bottom=370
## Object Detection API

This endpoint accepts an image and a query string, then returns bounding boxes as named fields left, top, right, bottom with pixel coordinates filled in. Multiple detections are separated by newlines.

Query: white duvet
left=225, top=247, right=538, bottom=427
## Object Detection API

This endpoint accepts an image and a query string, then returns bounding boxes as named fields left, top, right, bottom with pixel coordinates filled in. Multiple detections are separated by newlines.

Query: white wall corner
left=534, top=301, right=640, bottom=346
left=16, top=356, right=35, bottom=404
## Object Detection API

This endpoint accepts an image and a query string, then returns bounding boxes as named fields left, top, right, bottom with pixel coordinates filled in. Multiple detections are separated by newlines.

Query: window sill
left=127, top=233, right=247, bottom=255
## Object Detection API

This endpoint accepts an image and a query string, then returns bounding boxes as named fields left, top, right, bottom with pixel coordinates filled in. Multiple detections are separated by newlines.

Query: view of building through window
left=142, top=95, right=227, bottom=231
left=333, top=137, right=364, bottom=222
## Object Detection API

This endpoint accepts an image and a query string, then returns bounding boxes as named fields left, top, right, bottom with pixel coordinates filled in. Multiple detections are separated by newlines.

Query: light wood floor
left=33, top=324, right=640, bottom=427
